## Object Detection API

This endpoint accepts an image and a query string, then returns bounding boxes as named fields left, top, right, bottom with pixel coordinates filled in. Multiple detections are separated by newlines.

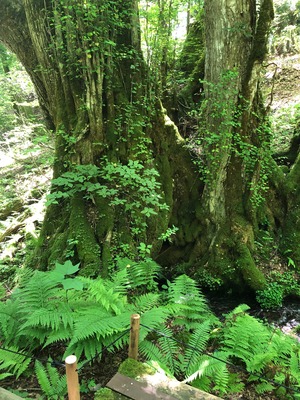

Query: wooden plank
left=166, top=382, right=222, bottom=399
left=0, top=388, right=24, bottom=400
left=107, top=373, right=177, bottom=400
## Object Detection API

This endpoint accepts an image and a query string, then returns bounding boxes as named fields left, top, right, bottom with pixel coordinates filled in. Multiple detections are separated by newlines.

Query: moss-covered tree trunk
left=187, top=0, right=275, bottom=290
left=0, top=0, right=200, bottom=276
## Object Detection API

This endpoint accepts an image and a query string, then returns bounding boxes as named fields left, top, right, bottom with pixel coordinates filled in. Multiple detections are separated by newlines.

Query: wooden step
left=107, top=372, right=222, bottom=400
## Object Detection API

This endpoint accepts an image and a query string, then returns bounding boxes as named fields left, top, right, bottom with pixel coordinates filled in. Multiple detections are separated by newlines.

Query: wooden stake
left=65, top=355, right=80, bottom=400
left=128, top=313, right=140, bottom=360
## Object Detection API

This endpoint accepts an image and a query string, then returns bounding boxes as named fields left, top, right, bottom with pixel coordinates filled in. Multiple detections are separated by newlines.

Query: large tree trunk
left=186, top=0, right=275, bottom=290
left=0, top=0, right=200, bottom=276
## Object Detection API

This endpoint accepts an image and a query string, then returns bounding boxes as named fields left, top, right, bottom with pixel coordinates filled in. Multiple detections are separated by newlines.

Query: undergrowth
left=0, top=260, right=300, bottom=398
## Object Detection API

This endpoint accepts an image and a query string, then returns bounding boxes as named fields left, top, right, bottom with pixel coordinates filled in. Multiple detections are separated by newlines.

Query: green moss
left=94, top=388, right=115, bottom=400
left=252, top=0, right=274, bottom=63
left=47, top=231, right=69, bottom=267
left=281, top=159, right=300, bottom=264
left=69, top=195, right=100, bottom=276
left=244, top=0, right=274, bottom=89
left=178, top=10, right=205, bottom=78
left=281, top=208, right=300, bottom=264
left=118, top=358, right=155, bottom=379
left=235, top=242, right=266, bottom=290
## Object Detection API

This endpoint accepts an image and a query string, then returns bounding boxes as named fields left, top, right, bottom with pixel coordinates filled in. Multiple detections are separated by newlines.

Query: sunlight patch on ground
left=0, top=150, right=14, bottom=168
left=0, top=122, right=53, bottom=262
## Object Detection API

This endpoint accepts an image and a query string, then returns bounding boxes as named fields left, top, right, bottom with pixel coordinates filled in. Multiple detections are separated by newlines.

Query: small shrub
left=256, top=282, right=284, bottom=309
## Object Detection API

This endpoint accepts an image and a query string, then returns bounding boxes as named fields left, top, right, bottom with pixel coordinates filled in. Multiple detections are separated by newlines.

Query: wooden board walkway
left=107, top=373, right=222, bottom=400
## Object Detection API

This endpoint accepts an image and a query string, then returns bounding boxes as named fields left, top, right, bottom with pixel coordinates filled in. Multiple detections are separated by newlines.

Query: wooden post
left=65, top=355, right=80, bottom=400
left=128, top=313, right=140, bottom=360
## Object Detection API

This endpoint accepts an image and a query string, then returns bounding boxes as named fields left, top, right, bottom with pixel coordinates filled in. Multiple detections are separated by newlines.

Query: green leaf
left=54, top=260, right=80, bottom=276
left=62, top=278, right=84, bottom=291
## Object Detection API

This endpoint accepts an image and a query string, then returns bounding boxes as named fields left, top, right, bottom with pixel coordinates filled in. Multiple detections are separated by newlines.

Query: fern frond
left=16, top=271, right=61, bottom=310
left=43, top=327, right=72, bottom=347
left=0, top=347, right=31, bottom=379
left=184, top=351, right=230, bottom=385
left=132, top=293, right=160, bottom=314
left=35, top=360, right=52, bottom=395
left=76, top=338, right=98, bottom=360
left=0, top=298, right=22, bottom=345
left=247, top=352, right=273, bottom=373
left=183, top=355, right=211, bottom=383
left=166, top=275, right=216, bottom=326
left=222, top=313, right=270, bottom=364
left=157, top=326, right=180, bottom=375
left=139, top=340, right=173, bottom=376
left=255, top=381, right=275, bottom=394
left=46, top=361, right=60, bottom=388
left=116, top=257, right=160, bottom=290
left=103, top=330, right=130, bottom=351
left=183, top=320, right=211, bottom=376
left=85, top=277, right=126, bottom=315
left=20, top=302, right=74, bottom=332
left=35, top=360, right=66, bottom=399
left=70, top=308, right=130, bottom=345
left=139, top=307, right=170, bottom=341
left=213, top=362, right=229, bottom=395
left=191, top=375, right=211, bottom=392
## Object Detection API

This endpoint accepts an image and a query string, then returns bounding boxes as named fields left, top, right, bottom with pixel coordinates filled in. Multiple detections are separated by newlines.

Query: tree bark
left=0, top=0, right=200, bottom=276
left=188, top=0, right=275, bottom=290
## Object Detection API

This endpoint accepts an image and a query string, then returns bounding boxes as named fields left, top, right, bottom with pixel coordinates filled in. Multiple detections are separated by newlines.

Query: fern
left=72, top=308, right=130, bottom=341
left=222, top=311, right=271, bottom=367
left=255, top=381, right=275, bottom=394
left=182, top=320, right=211, bottom=376
left=20, top=303, right=74, bottom=331
left=35, top=360, right=67, bottom=399
left=139, top=307, right=170, bottom=342
left=67, top=307, right=131, bottom=359
left=115, top=256, right=160, bottom=291
left=0, top=298, right=23, bottom=346
left=139, top=340, right=175, bottom=375
left=221, top=306, right=300, bottom=395
left=157, top=326, right=181, bottom=375
left=16, top=271, right=60, bottom=310
left=0, top=347, right=31, bottom=380
left=81, top=276, right=126, bottom=315
left=184, top=352, right=233, bottom=395
left=43, top=327, right=72, bottom=348
left=166, top=274, right=217, bottom=328
left=132, top=293, right=161, bottom=314
left=213, top=362, right=230, bottom=395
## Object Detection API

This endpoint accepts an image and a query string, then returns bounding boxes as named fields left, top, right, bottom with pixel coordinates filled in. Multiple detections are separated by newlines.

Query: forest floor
left=1, top=53, right=300, bottom=399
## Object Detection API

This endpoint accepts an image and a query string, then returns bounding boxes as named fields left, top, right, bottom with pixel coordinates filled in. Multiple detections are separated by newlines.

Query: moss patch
left=69, top=195, right=100, bottom=276
left=236, top=242, right=267, bottom=290
left=118, top=358, right=155, bottom=379
left=94, top=387, right=115, bottom=400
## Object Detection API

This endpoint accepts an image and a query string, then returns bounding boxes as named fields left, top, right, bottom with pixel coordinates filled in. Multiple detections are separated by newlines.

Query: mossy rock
left=118, top=358, right=155, bottom=379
